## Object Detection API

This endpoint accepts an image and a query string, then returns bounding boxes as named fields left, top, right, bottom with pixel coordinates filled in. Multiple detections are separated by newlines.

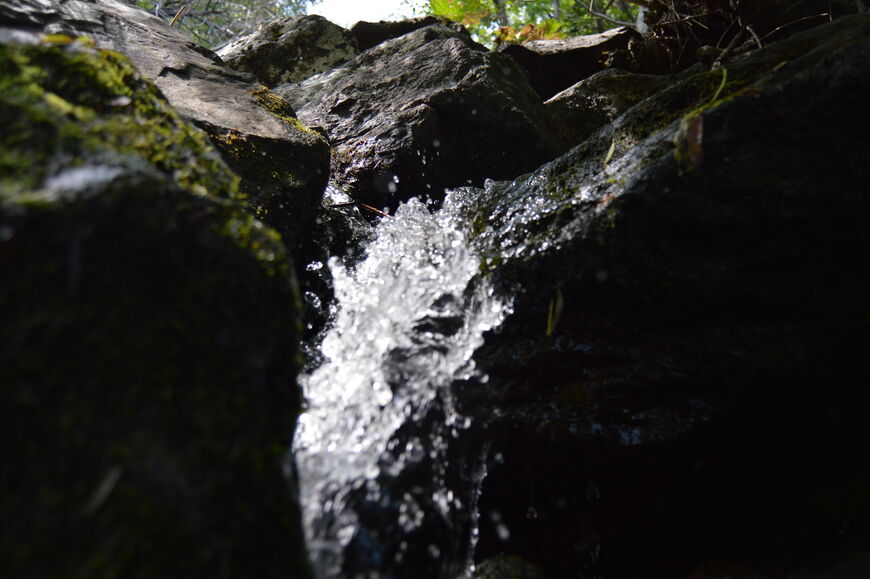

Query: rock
left=499, top=27, right=639, bottom=100
left=349, top=15, right=469, bottom=51
left=217, top=15, right=359, bottom=87
left=455, top=14, right=870, bottom=578
left=474, top=554, right=546, bottom=578
left=545, top=66, right=696, bottom=152
left=4, top=0, right=330, bottom=241
left=275, top=24, right=555, bottom=211
left=0, top=34, right=311, bottom=578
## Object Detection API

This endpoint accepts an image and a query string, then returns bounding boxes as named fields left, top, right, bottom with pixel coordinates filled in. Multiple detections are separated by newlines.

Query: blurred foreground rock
left=0, top=31, right=310, bottom=578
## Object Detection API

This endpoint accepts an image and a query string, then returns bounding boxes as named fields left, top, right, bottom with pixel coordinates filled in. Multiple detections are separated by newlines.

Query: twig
left=712, top=27, right=744, bottom=68
left=326, top=201, right=390, bottom=218
left=745, top=24, right=762, bottom=49
left=588, top=0, right=636, bottom=26
left=759, top=12, right=830, bottom=41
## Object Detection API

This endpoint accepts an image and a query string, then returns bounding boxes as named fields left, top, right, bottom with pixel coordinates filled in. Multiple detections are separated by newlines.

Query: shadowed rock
left=456, top=14, right=870, bottom=578
left=0, top=33, right=311, bottom=579
left=546, top=66, right=699, bottom=152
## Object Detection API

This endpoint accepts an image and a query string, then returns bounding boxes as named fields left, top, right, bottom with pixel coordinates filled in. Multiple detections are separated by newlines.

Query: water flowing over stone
left=295, top=191, right=512, bottom=577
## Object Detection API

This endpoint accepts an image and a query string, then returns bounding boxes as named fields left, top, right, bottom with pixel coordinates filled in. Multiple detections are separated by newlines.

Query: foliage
left=132, top=0, right=319, bottom=48
left=423, top=0, right=640, bottom=45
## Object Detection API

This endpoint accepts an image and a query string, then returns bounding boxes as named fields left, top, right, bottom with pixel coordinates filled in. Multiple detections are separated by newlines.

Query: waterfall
left=295, top=189, right=513, bottom=577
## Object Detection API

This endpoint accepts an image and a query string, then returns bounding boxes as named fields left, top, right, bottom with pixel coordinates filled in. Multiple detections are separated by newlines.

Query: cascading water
left=295, top=189, right=512, bottom=577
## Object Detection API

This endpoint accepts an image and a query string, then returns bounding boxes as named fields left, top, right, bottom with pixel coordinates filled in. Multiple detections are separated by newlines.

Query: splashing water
left=295, top=190, right=512, bottom=577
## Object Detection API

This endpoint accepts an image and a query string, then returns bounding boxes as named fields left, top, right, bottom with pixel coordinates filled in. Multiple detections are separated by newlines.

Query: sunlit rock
left=3, top=0, right=330, bottom=241
left=349, top=15, right=468, bottom=51
left=218, top=15, right=359, bottom=87
left=275, top=24, right=555, bottom=211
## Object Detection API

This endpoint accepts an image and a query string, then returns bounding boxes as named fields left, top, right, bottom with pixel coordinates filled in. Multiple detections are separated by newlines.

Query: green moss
left=249, top=84, right=318, bottom=135
left=0, top=37, right=239, bottom=201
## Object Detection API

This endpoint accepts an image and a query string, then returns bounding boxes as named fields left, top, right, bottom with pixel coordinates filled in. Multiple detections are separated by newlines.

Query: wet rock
left=4, top=0, right=330, bottom=241
left=217, top=15, right=359, bottom=87
left=349, top=15, right=469, bottom=51
left=275, top=24, right=555, bottom=211
left=474, top=554, right=546, bottom=578
left=499, top=27, right=639, bottom=100
left=458, top=14, right=870, bottom=578
left=0, top=36, right=310, bottom=578
left=545, top=66, right=696, bottom=152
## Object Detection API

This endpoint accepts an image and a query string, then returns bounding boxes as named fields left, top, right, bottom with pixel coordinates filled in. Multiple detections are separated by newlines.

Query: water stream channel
left=295, top=189, right=514, bottom=577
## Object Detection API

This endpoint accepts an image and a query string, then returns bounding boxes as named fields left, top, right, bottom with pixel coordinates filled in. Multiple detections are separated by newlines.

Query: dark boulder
left=499, top=27, right=639, bottom=100
left=275, top=24, right=555, bottom=211
left=349, top=15, right=469, bottom=51
left=0, top=33, right=311, bottom=579
left=545, top=66, right=697, bottom=152
left=217, top=15, right=359, bottom=87
left=455, top=14, right=870, bottom=578
left=3, top=0, right=330, bottom=241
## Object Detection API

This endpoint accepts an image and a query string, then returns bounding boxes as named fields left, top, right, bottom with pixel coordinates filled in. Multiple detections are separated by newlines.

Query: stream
left=294, top=189, right=513, bottom=578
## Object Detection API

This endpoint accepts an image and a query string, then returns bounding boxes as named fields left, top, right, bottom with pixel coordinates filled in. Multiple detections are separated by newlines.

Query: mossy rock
left=0, top=34, right=238, bottom=201
left=0, top=36, right=311, bottom=578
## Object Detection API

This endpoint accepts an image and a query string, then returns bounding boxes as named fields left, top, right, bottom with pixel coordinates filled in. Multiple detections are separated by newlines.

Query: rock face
left=545, top=67, right=694, bottom=152
left=453, top=14, right=870, bottom=578
left=499, top=27, right=638, bottom=100
left=1, top=0, right=330, bottom=240
left=217, top=15, right=359, bottom=87
left=349, top=15, right=468, bottom=51
left=275, top=24, right=555, bottom=210
left=0, top=32, right=310, bottom=579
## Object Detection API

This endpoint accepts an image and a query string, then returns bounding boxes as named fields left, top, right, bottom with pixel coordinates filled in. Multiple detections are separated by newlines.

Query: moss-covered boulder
left=456, top=14, right=870, bottom=578
left=2, top=0, right=330, bottom=243
left=0, top=34, right=311, bottom=578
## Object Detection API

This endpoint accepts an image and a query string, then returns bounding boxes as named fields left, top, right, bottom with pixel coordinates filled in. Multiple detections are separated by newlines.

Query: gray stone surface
left=2, top=0, right=330, bottom=239
left=275, top=24, right=555, bottom=210
left=217, top=15, right=359, bottom=87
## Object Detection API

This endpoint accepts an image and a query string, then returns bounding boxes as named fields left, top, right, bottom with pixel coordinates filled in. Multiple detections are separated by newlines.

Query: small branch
left=588, top=0, right=636, bottom=27
left=745, top=24, right=762, bottom=49
left=759, top=12, right=830, bottom=41
left=168, top=2, right=190, bottom=27
left=326, top=201, right=390, bottom=218
left=712, top=27, right=744, bottom=68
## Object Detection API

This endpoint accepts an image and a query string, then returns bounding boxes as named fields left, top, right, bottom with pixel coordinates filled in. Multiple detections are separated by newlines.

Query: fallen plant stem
left=709, top=68, right=727, bottom=104
left=326, top=201, right=390, bottom=218
left=760, top=13, right=830, bottom=41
